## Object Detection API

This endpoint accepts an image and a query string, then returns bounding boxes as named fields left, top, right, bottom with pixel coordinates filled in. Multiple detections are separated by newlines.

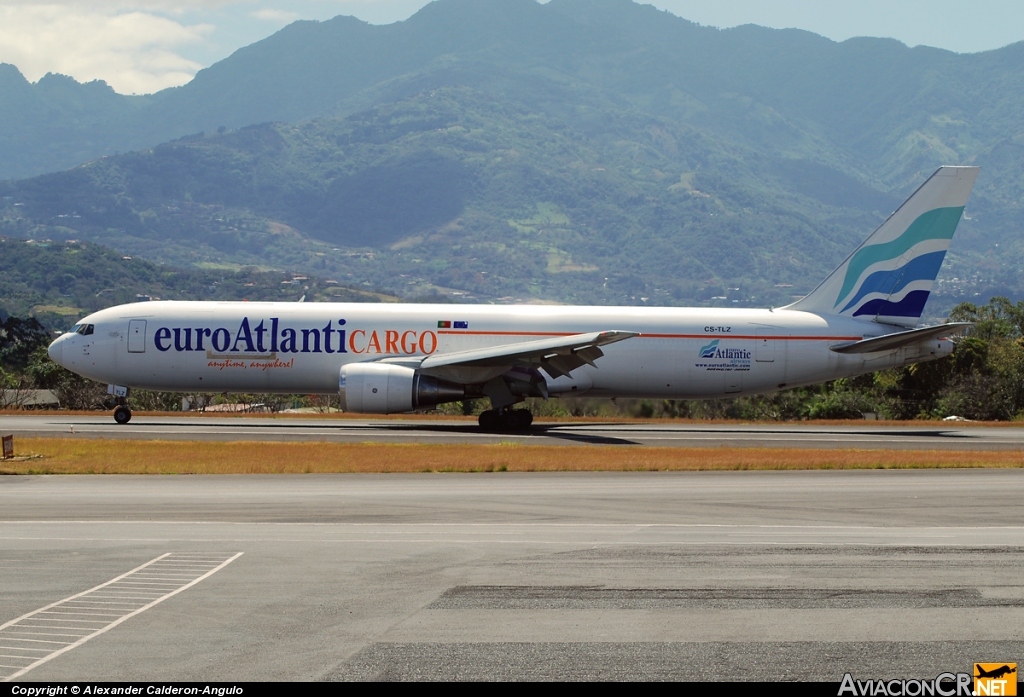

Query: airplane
left=975, top=665, right=1016, bottom=680
left=47, top=165, right=979, bottom=430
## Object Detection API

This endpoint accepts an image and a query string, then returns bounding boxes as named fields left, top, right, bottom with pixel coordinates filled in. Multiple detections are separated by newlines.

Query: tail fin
left=784, top=166, right=979, bottom=327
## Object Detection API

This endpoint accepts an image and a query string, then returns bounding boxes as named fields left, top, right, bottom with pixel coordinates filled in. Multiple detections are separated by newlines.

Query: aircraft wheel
left=502, top=409, right=533, bottom=431
left=512, top=409, right=533, bottom=429
left=478, top=410, right=499, bottom=430
left=113, top=405, right=132, bottom=425
left=479, top=409, right=533, bottom=431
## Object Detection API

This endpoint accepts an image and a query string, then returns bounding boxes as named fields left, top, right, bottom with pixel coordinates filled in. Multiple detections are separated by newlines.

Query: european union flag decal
left=454, top=321, right=469, bottom=329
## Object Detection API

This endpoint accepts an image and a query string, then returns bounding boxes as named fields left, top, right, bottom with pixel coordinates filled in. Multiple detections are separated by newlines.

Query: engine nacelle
left=339, top=363, right=466, bottom=414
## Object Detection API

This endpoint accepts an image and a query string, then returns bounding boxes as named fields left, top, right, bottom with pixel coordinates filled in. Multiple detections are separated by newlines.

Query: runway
left=3, top=413, right=1024, bottom=450
left=2, top=471, right=1023, bottom=681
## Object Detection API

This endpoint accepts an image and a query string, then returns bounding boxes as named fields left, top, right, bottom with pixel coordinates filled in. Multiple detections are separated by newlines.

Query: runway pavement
left=2, top=471, right=1023, bottom=681
left=3, top=413, right=1024, bottom=449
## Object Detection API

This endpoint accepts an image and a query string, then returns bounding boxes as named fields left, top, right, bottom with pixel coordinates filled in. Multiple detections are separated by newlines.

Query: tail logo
left=834, top=206, right=964, bottom=319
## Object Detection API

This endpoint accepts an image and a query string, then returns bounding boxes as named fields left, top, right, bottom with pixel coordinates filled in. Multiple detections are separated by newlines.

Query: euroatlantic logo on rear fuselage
left=698, top=339, right=751, bottom=360
left=153, top=317, right=439, bottom=356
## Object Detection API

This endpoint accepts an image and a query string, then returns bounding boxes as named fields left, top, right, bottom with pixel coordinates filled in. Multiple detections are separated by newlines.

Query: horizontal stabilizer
left=829, top=323, right=972, bottom=354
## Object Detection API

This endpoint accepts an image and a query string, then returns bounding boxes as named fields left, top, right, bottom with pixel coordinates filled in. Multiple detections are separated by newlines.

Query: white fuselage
left=48, top=301, right=951, bottom=401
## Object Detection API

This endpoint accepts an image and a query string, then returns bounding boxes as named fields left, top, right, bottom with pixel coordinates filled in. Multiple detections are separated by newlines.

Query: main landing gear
left=478, top=408, right=533, bottom=432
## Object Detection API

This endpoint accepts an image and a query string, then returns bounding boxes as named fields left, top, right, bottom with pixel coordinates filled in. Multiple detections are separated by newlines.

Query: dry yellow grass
left=0, top=438, right=1021, bottom=474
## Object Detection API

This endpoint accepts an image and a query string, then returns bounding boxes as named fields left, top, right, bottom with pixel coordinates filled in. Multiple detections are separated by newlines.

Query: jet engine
left=339, top=363, right=466, bottom=413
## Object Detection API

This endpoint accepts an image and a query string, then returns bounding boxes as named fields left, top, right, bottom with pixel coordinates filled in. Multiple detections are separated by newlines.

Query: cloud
left=251, top=8, right=301, bottom=22
left=0, top=4, right=213, bottom=94
left=0, top=1, right=438, bottom=95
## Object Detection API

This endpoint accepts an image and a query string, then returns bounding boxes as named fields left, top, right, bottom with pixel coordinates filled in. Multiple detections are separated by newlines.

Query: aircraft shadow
left=93, top=418, right=642, bottom=445
left=57, top=417, right=989, bottom=444
left=546, top=425, right=980, bottom=440
left=382, top=422, right=640, bottom=445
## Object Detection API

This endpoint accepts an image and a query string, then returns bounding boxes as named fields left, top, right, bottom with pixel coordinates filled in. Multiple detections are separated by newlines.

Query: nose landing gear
left=478, top=408, right=533, bottom=432
left=113, top=404, right=132, bottom=424
left=107, top=384, right=132, bottom=424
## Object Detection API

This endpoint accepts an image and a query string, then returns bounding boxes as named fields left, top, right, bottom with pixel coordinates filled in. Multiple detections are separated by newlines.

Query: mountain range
left=1, top=0, right=1021, bottom=311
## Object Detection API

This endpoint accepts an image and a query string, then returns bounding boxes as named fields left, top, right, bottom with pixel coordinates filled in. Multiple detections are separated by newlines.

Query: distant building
left=1, top=390, right=60, bottom=409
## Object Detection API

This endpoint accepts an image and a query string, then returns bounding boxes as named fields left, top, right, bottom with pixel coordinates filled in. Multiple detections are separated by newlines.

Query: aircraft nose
left=47, top=335, right=64, bottom=366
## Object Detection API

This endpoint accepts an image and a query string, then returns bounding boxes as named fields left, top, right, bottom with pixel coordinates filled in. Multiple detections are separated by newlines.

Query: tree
left=26, top=344, right=106, bottom=410
left=0, top=316, right=51, bottom=373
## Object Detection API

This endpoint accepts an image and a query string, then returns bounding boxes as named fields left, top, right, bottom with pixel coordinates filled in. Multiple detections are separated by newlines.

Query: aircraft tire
left=478, top=410, right=499, bottom=430
left=478, top=409, right=533, bottom=431
left=501, top=409, right=533, bottom=431
left=513, top=409, right=533, bottom=429
left=113, top=405, right=132, bottom=425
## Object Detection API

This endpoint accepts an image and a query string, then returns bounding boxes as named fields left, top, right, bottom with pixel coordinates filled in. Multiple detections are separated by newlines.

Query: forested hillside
left=0, top=237, right=402, bottom=331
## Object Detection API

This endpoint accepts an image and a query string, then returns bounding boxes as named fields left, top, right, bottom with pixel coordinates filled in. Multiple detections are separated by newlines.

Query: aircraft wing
left=380, top=330, right=638, bottom=378
left=829, top=322, right=972, bottom=354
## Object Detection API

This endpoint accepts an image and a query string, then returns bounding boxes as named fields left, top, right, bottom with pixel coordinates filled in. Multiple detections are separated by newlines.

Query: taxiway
left=2, top=471, right=1023, bottom=681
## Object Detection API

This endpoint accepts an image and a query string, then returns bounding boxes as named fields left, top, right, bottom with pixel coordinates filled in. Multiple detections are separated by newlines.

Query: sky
left=1, top=0, right=1022, bottom=95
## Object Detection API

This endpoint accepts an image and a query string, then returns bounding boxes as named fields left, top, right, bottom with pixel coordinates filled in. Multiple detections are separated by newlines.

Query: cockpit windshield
left=70, top=323, right=94, bottom=336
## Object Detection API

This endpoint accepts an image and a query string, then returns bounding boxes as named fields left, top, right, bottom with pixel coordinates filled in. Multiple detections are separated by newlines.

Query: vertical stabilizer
left=784, top=166, right=979, bottom=327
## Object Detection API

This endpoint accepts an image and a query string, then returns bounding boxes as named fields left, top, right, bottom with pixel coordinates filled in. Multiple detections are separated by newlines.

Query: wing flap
left=421, top=329, right=636, bottom=370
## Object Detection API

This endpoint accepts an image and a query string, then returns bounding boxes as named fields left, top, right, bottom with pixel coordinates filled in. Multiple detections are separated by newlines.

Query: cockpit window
left=73, top=323, right=94, bottom=336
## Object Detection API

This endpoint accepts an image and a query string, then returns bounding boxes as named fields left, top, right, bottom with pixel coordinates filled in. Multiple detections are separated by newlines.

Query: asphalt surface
left=2, top=471, right=1023, bottom=681
left=3, top=413, right=1024, bottom=450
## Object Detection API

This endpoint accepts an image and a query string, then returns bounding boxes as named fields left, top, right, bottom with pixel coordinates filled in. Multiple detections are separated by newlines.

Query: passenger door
left=128, top=320, right=146, bottom=353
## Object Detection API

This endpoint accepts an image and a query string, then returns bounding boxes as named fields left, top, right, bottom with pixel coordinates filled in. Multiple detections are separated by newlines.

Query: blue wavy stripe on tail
left=839, top=250, right=947, bottom=314
left=851, top=290, right=931, bottom=319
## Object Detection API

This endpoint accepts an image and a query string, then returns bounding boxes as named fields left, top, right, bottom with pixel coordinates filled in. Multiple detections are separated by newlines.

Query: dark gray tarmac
left=3, top=413, right=1024, bottom=449
left=2, top=471, right=1023, bottom=681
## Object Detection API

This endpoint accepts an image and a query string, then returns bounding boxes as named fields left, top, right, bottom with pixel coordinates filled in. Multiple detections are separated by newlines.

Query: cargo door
left=755, top=328, right=775, bottom=362
left=128, top=320, right=147, bottom=353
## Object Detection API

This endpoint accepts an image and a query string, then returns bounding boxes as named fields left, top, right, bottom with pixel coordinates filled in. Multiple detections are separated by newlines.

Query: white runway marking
left=0, top=552, right=242, bottom=681
left=2, top=522, right=1024, bottom=548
